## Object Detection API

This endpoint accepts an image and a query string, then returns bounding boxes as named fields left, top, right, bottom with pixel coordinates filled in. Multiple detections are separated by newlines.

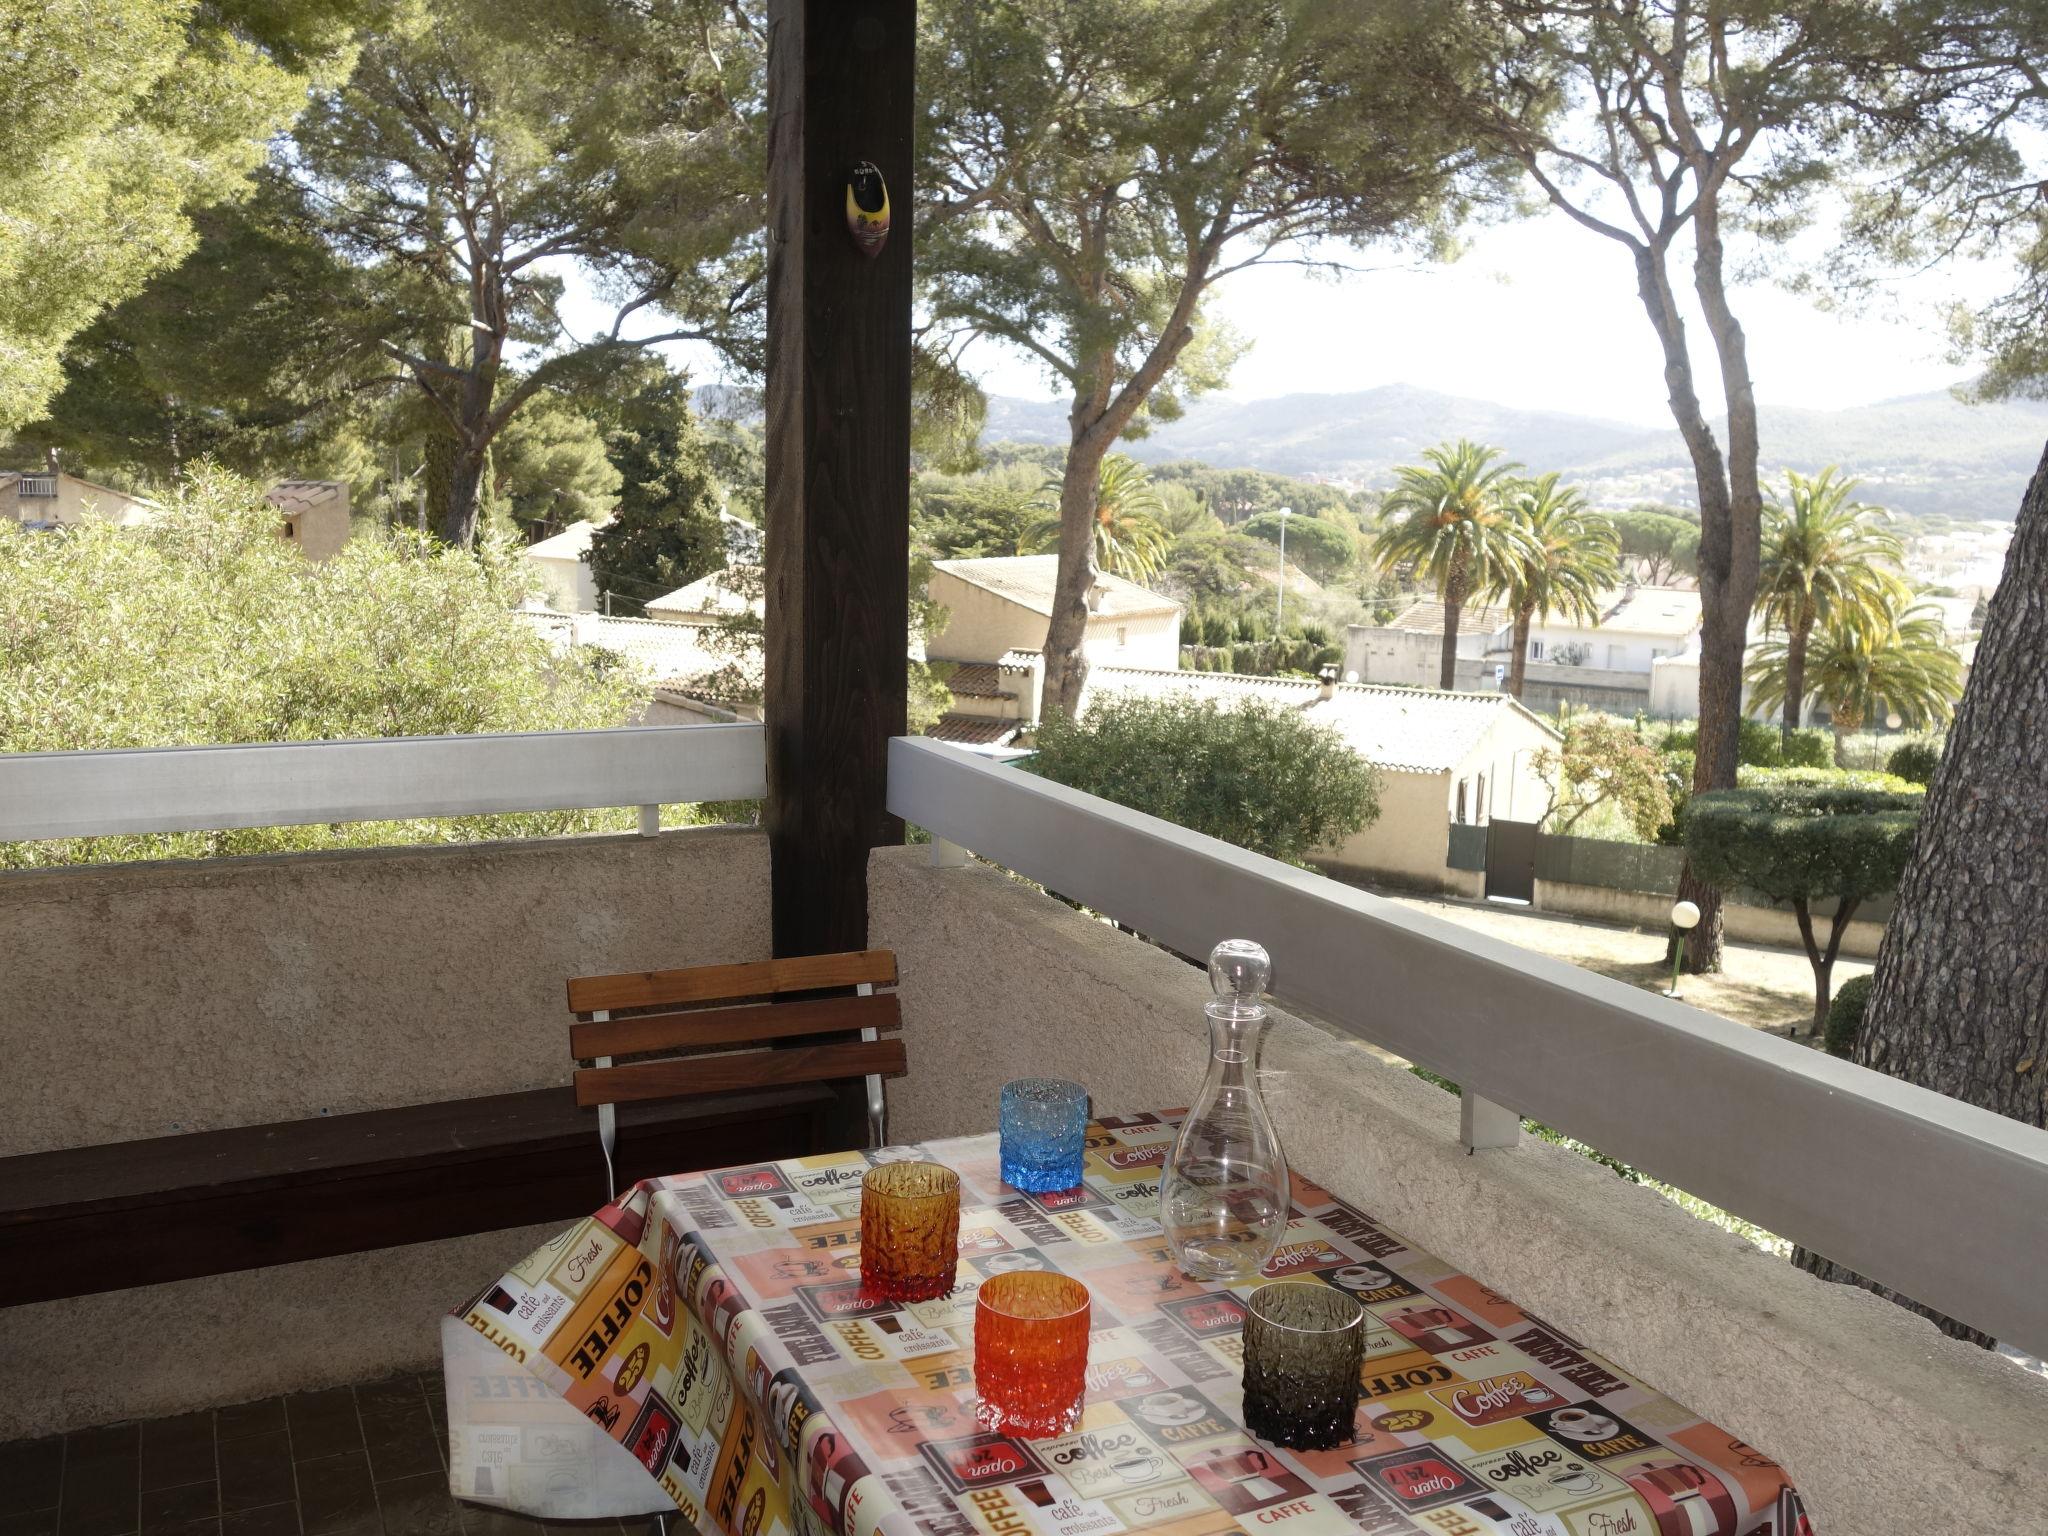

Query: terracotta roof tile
left=945, top=662, right=1004, bottom=698
left=927, top=714, right=1021, bottom=746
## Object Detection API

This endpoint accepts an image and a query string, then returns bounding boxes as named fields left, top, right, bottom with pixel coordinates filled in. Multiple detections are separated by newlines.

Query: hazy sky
left=576, top=203, right=1996, bottom=428
left=955, top=208, right=1993, bottom=427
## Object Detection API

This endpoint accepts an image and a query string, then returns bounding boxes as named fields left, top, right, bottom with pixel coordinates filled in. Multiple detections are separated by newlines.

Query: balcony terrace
left=0, top=723, right=2044, bottom=1534
left=3, top=5, right=2045, bottom=1532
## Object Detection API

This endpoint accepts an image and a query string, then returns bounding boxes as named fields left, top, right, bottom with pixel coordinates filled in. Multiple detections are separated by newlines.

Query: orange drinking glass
left=860, top=1161, right=961, bottom=1301
left=974, top=1271, right=1091, bottom=1437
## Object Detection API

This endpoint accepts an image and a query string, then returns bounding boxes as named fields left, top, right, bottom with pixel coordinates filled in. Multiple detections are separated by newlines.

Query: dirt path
left=1381, top=892, right=1867, bottom=1040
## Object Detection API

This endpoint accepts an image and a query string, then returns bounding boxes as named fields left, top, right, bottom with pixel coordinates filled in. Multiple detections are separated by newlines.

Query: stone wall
left=869, top=844, right=2048, bottom=1534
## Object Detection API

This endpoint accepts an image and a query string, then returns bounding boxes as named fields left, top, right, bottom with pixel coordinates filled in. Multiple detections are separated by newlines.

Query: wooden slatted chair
left=568, top=949, right=907, bottom=1195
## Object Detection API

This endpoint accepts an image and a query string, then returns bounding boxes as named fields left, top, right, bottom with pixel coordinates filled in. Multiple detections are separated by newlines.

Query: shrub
left=1201, top=611, right=1232, bottom=648
left=1659, top=718, right=1831, bottom=769
left=1739, top=765, right=1922, bottom=794
left=1028, top=692, right=1381, bottom=864
left=1783, top=728, right=1834, bottom=769
left=1825, top=974, right=1874, bottom=1059
left=0, top=468, right=646, bottom=867
left=1886, top=739, right=1942, bottom=785
left=1686, top=785, right=1921, bottom=1036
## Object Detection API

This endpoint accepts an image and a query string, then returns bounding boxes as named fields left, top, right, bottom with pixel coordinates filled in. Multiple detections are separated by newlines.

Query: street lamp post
left=1665, top=899, right=1701, bottom=997
left=1274, top=506, right=1293, bottom=629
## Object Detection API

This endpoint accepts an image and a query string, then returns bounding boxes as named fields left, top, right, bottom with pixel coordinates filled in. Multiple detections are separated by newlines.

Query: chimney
left=1317, top=664, right=1339, bottom=702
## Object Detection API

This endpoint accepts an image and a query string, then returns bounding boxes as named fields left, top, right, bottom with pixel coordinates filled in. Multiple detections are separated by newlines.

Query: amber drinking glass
left=974, top=1271, right=1091, bottom=1437
left=1241, top=1281, right=1366, bottom=1449
left=859, top=1161, right=961, bottom=1302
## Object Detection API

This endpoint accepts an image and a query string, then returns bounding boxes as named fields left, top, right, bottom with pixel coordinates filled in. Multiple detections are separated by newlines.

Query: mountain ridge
left=983, top=382, right=2048, bottom=519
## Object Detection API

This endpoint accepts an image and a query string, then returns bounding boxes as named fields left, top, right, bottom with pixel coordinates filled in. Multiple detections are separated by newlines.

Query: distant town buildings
left=1346, top=585, right=1702, bottom=714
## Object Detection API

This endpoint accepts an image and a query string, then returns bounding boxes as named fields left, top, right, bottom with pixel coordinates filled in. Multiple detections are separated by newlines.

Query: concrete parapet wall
left=0, top=828, right=772, bottom=1433
left=870, top=844, right=2048, bottom=1534
left=1, top=827, right=771, bottom=1156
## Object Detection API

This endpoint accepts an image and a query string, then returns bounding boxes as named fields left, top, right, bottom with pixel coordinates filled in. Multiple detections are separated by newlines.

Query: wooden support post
left=763, top=0, right=914, bottom=958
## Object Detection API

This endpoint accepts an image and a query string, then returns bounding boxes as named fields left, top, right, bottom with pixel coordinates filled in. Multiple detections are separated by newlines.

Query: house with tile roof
left=1080, top=664, right=1561, bottom=893
left=263, top=481, right=350, bottom=561
left=923, top=557, right=1183, bottom=747
left=520, top=511, right=761, bottom=614
left=1, top=470, right=159, bottom=529
left=645, top=566, right=765, bottom=627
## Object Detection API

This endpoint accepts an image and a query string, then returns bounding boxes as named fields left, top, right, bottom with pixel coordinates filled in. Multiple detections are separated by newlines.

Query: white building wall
left=928, top=569, right=1179, bottom=672
left=1314, top=768, right=1462, bottom=892
left=1084, top=608, right=1179, bottom=670
left=528, top=552, right=598, bottom=614
left=1525, top=620, right=1692, bottom=675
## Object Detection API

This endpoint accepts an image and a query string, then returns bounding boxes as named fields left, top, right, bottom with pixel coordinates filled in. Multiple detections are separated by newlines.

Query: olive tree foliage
left=1438, top=0, right=1905, bottom=975
left=292, top=0, right=765, bottom=547
left=1685, top=784, right=1922, bottom=1035
left=917, top=0, right=1508, bottom=720
left=1535, top=715, right=1674, bottom=841
left=0, top=0, right=375, bottom=432
left=1027, top=694, right=1382, bottom=866
left=0, top=469, right=647, bottom=868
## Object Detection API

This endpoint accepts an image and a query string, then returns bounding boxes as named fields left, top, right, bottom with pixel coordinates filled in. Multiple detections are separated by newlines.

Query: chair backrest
left=566, top=948, right=906, bottom=1111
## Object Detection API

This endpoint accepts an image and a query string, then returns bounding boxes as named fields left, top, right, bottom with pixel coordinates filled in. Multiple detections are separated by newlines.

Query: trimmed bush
left=1687, top=784, right=1921, bottom=1036
left=1826, top=974, right=1874, bottom=1058
left=1886, top=739, right=1942, bottom=785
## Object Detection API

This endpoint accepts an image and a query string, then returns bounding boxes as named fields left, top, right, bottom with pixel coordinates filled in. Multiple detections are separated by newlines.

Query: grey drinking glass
left=999, top=1078, right=1089, bottom=1192
left=1241, top=1281, right=1366, bottom=1450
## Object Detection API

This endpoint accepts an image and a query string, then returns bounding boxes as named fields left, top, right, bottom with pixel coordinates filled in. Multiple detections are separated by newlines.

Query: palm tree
left=1487, top=473, right=1619, bottom=700
left=1754, top=468, right=1908, bottom=743
left=1370, top=440, right=1530, bottom=689
left=1021, top=454, right=1170, bottom=583
left=1746, top=595, right=1963, bottom=741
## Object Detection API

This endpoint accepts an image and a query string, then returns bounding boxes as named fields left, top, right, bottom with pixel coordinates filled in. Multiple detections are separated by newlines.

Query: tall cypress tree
left=588, top=373, right=726, bottom=617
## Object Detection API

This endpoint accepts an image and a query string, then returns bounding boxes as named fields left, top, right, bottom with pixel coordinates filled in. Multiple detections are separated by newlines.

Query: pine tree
left=589, top=374, right=726, bottom=617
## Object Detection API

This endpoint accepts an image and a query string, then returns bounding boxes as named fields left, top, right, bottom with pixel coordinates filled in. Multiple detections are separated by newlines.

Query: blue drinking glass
left=1000, top=1078, right=1089, bottom=1192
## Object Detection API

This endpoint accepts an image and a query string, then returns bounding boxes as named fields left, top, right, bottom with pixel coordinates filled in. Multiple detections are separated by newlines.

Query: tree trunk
left=441, top=442, right=487, bottom=548
left=1438, top=553, right=1470, bottom=691
left=1795, top=441, right=2048, bottom=1344
left=1041, top=428, right=1110, bottom=720
left=1508, top=607, right=1532, bottom=699
left=1782, top=604, right=1813, bottom=744
left=1791, top=894, right=1858, bottom=1038
left=1439, top=603, right=1462, bottom=691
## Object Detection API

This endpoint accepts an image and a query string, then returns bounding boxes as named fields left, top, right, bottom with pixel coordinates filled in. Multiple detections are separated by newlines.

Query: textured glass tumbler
left=999, top=1078, right=1089, bottom=1192
left=975, top=1271, right=1091, bottom=1437
left=860, top=1161, right=961, bottom=1302
left=1242, top=1282, right=1366, bottom=1449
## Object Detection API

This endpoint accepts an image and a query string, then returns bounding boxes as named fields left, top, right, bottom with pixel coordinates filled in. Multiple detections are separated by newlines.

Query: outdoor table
left=442, top=1112, right=1806, bottom=1536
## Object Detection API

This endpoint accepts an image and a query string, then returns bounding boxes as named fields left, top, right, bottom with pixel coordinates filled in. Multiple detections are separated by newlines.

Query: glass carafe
left=1160, top=939, right=1290, bottom=1282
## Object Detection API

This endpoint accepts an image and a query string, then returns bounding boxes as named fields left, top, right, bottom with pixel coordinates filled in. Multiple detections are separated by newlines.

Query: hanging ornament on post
left=846, top=161, right=891, bottom=257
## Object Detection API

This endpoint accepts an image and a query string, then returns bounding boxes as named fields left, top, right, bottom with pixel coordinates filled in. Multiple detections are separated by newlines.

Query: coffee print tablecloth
left=442, top=1113, right=1806, bottom=1536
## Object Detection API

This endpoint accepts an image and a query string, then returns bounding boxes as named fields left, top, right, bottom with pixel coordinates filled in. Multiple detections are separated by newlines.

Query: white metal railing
left=16, top=474, right=56, bottom=498
left=0, top=724, right=766, bottom=842
left=888, top=734, right=2048, bottom=1359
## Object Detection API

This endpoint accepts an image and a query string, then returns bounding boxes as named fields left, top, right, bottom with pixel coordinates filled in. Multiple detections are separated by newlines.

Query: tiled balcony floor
left=0, top=1373, right=667, bottom=1536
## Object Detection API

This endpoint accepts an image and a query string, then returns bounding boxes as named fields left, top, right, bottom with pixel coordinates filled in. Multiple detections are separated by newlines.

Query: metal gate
left=1484, top=818, right=1539, bottom=904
